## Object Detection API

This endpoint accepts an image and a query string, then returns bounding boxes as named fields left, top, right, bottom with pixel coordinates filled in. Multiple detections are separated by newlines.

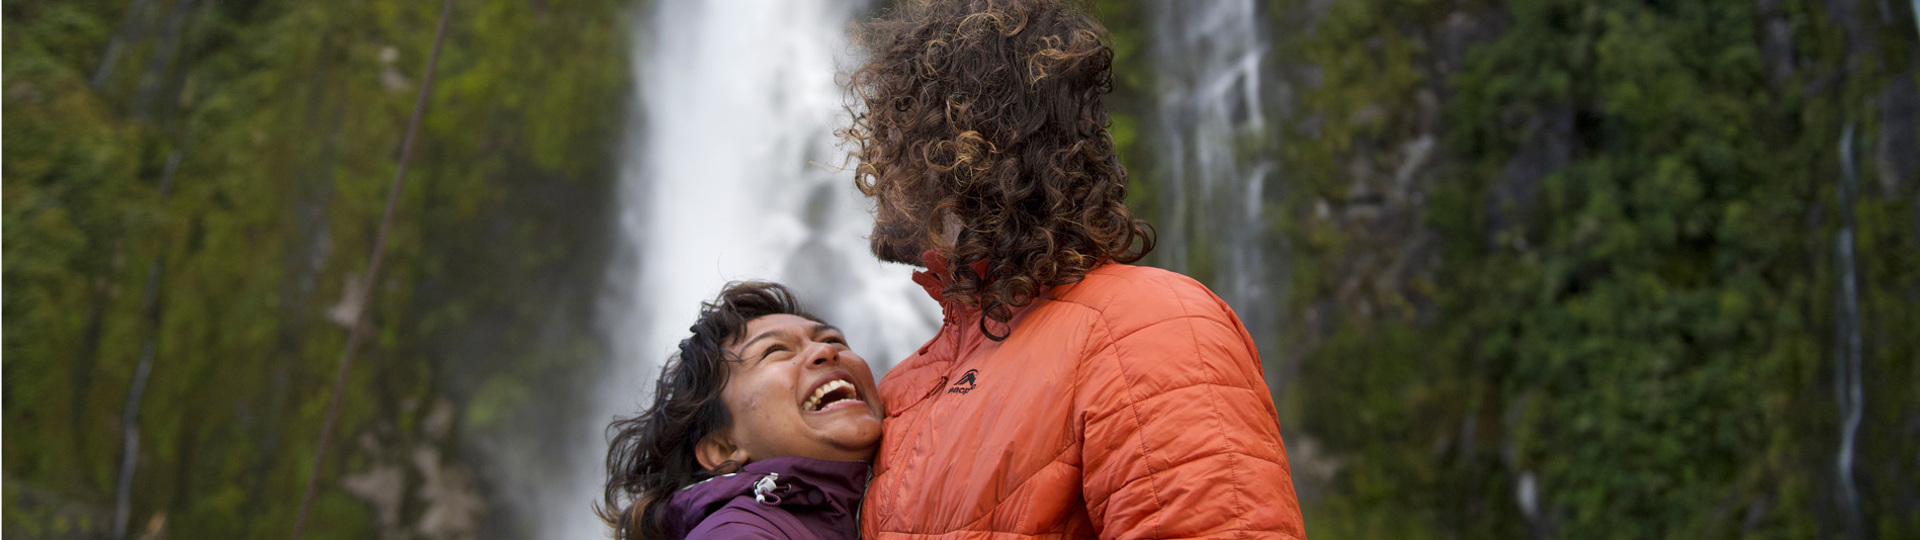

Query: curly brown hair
left=845, top=0, right=1153, bottom=340
left=597, top=282, right=819, bottom=539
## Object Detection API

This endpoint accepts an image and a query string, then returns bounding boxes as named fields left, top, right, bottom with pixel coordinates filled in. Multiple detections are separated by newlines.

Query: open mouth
left=802, top=378, right=864, bottom=412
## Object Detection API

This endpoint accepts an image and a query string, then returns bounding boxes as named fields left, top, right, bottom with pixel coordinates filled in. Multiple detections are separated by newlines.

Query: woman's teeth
left=803, top=379, right=859, bottom=411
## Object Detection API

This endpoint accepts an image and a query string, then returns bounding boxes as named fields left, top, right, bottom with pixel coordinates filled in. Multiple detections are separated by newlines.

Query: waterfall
left=536, top=0, right=940, bottom=536
left=1147, top=0, right=1284, bottom=380
left=1834, top=123, right=1866, bottom=538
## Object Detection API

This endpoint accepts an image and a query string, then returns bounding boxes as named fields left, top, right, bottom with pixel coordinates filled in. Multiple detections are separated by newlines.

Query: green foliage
left=10, top=0, right=1917, bottom=538
left=1088, top=0, right=1158, bottom=226
left=1270, top=0, right=1920, bottom=537
left=4, top=0, right=629, bottom=537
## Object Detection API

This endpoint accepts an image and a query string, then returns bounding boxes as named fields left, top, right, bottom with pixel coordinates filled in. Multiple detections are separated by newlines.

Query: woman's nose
left=803, top=342, right=838, bottom=366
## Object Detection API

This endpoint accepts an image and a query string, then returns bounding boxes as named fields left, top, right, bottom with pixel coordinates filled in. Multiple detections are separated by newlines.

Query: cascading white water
left=540, top=0, right=940, bottom=537
left=1148, top=0, right=1282, bottom=377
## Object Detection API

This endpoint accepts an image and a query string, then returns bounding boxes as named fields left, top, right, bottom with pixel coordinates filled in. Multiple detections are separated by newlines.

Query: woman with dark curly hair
left=599, top=281, right=880, bottom=540
left=845, top=1, right=1307, bottom=538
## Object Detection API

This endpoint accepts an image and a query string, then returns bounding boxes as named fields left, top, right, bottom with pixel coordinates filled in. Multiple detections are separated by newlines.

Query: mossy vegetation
left=9, top=0, right=1918, bottom=538
left=1097, top=0, right=1920, bottom=538
left=1093, top=0, right=1917, bottom=537
left=4, top=0, right=629, bottom=537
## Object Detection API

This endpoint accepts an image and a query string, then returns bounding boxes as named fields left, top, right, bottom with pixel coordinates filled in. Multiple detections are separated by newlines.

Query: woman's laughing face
left=698, top=314, right=883, bottom=468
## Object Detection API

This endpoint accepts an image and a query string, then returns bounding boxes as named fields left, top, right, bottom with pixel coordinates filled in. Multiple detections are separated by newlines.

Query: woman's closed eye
left=757, top=344, right=791, bottom=362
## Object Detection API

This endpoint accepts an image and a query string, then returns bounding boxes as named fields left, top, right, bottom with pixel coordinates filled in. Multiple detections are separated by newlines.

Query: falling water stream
left=538, top=0, right=939, bottom=537
left=522, top=1, right=1288, bottom=536
left=1147, top=0, right=1285, bottom=382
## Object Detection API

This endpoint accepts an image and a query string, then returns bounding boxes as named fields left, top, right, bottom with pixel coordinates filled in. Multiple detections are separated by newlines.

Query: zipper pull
left=752, top=472, right=783, bottom=504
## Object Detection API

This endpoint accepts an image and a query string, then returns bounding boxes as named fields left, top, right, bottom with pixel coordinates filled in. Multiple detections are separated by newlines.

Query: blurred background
left=4, top=0, right=1917, bottom=538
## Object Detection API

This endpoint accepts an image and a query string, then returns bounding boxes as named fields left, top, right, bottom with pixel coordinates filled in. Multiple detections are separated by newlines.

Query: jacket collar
left=660, top=457, right=871, bottom=538
left=911, top=249, right=993, bottom=322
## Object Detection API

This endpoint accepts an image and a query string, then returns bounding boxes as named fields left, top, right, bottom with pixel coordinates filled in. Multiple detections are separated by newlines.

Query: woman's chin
left=815, top=420, right=882, bottom=458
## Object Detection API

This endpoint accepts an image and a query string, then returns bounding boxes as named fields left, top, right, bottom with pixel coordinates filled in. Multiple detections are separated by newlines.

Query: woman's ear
left=695, top=430, right=749, bottom=473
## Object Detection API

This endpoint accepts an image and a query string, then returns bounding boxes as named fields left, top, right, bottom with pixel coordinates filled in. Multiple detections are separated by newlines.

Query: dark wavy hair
left=597, top=281, right=818, bottom=539
left=845, top=0, right=1153, bottom=340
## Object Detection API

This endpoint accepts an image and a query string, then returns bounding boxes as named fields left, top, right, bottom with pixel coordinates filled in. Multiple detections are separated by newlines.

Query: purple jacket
left=660, top=457, right=869, bottom=540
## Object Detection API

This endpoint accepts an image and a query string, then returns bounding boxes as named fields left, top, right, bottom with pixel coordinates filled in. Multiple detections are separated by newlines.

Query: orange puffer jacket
left=862, top=261, right=1306, bottom=539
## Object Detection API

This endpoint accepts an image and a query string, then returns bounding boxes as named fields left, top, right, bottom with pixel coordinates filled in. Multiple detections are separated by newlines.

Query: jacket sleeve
left=1076, top=292, right=1307, bottom=540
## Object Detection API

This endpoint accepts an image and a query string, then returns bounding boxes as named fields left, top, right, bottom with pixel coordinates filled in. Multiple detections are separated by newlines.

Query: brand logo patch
left=947, top=369, right=978, bottom=394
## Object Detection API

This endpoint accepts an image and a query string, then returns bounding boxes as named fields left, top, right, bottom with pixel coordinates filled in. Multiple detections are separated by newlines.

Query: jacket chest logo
left=947, top=369, right=979, bottom=394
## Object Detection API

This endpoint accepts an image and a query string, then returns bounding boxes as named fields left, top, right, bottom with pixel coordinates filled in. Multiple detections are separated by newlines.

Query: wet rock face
left=1756, top=0, right=1798, bottom=90
left=341, top=398, right=487, bottom=540
left=1487, top=103, right=1574, bottom=247
left=412, top=446, right=486, bottom=540
left=343, top=456, right=409, bottom=531
left=1, top=481, right=115, bottom=539
left=1878, top=75, right=1919, bottom=197
left=1286, top=5, right=1510, bottom=334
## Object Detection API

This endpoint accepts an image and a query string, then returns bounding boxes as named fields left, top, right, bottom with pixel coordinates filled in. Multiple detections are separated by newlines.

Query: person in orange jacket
left=841, top=1, right=1307, bottom=538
